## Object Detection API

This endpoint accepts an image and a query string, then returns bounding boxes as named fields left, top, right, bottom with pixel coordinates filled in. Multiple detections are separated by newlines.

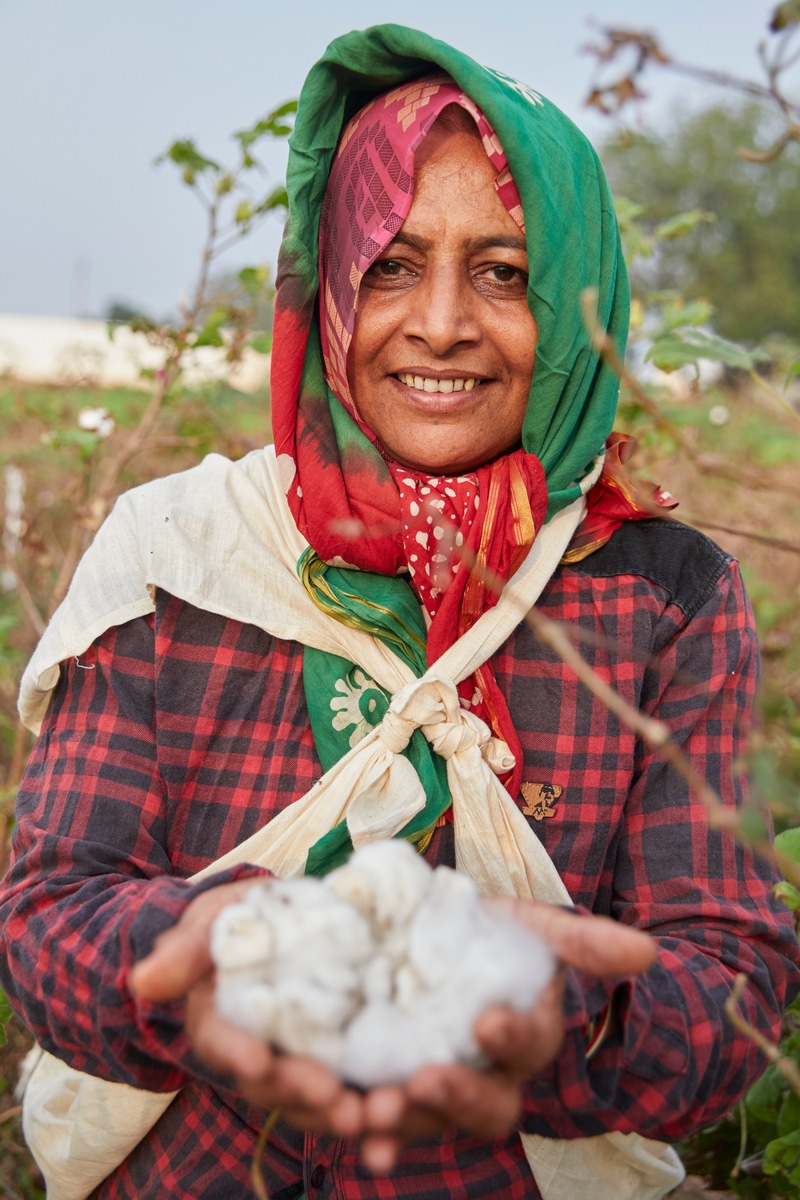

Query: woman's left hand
left=355, top=902, right=656, bottom=1173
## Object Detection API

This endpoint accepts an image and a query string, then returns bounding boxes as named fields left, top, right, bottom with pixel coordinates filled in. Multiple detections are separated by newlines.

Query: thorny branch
left=583, top=17, right=800, bottom=161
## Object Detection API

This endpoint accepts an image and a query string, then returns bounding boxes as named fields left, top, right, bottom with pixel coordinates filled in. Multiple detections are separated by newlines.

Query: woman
left=1, top=24, right=797, bottom=1200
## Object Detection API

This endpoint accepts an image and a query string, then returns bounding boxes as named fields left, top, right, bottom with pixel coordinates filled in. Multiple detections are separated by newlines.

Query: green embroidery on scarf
left=300, top=553, right=450, bottom=877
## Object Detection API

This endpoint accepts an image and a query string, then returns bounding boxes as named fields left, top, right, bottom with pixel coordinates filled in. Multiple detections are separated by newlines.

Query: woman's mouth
left=395, top=373, right=483, bottom=393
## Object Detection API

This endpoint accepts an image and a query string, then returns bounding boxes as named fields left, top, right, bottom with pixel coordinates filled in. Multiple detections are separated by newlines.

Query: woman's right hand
left=128, top=881, right=366, bottom=1137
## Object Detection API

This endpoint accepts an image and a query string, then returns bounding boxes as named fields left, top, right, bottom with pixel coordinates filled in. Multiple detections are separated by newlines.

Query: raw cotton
left=212, top=839, right=555, bottom=1088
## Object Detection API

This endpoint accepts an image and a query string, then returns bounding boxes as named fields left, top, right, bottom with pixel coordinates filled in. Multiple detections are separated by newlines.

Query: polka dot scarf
left=387, top=464, right=479, bottom=621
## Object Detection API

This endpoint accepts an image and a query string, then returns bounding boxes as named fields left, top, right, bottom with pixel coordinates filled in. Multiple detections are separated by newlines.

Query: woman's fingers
left=128, top=881, right=252, bottom=1002
left=474, top=974, right=566, bottom=1077
left=406, top=1063, right=521, bottom=1136
left=488, top=898, right=657, bottom=977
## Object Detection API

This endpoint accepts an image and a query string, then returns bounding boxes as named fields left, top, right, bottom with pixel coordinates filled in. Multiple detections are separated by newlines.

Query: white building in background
left=0, top=314, right=270, bottom=393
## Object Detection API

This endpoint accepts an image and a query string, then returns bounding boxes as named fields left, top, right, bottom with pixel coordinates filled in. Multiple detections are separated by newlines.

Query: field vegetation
left=0, top=9, right=799, bottom=1196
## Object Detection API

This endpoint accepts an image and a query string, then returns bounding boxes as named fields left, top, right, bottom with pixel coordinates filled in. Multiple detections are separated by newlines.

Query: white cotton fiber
left=212, top=839, right=555, bottom=1087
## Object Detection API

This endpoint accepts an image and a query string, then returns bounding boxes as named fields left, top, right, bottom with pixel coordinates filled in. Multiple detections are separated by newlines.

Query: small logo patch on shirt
left=521, top=782, right=563, bottom=821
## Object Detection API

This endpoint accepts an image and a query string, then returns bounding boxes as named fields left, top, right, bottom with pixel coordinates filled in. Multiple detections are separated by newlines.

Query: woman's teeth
left=397, top=374, right=478, bottom=393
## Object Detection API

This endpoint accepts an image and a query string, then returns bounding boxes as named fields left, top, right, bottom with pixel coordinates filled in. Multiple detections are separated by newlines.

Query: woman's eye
left=487, top=264, right=526, bottom=284
left=475, top=263, right=529, bottom=294
left=361, top=258, right=414, bottom=288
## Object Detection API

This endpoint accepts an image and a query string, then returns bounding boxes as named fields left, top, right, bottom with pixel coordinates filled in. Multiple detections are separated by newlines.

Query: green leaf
left=249, top=332, right=272, bottom=355
left=658, top=298, right=715, bottom=332
left=764, top=1127, right=800, bottom=1183
left=0, top=988, right=12, bottom=1048
left=234, top=100, right=298, bottom=152
left=773, top=880, right=800, bottom=911
left=777, top=1091, right=800, bottom=1139
left=647, top=328, right=771, bottom=372
left=255, top=185, right=289, bottom=215
left=238, top=266, right=270, bottom=295
left=775, top=828, right=800, bottom=866
left=746, top=1062, right=787, bottom=1125
left=156, top=138, right=221, bottom=175
left=653, top=209, right=714, bottom=241
left=193, top=309, right=228, bottom=348
left=234, top=200, right=253, bottom=225
left=785, top=359, right=800, bottom=389
left=771, top=1, right=800, bottom=30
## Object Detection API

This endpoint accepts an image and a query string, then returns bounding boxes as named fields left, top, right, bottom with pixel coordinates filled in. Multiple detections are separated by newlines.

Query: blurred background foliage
left=0, top=8, right=799, bottom=1198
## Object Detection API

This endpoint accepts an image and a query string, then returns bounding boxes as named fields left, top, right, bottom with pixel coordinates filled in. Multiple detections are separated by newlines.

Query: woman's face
left=347, top=125, right=537, bottom=476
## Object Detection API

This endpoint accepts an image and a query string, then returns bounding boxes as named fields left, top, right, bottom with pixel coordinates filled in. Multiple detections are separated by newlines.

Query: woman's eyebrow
left=386, top=232, right=528, bottom=253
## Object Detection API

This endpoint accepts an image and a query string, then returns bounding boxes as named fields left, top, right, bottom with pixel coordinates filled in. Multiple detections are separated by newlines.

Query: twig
left=582, top=291, right=800, bottom=503
left=0, top=722, right=30, bottom=877
left=731, top=1097, right=747, bottom=1179
left=689, top=520, right=800, bottom=556
left=0, top=1104, right=21, bottom=1125
left=458, top=544, right=800, bottom=887
left=3, top=556, right=45, bottom=637
left=251, top=1107, right=282, bottom=1200
left=725, top=974, right=800, bottom=1095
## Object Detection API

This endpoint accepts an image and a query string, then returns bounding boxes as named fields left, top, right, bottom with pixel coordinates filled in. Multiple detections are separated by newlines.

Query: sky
left=0, top=1, right=786, bottom=319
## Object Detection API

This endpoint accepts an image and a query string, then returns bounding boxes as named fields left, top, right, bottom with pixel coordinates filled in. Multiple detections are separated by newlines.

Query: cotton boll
left=406, top=867, right=481, bottom=991
left=210, top=897, right=275, bottom=972
left=326, top=838, right=432, bottom=937
left=342, top=1002, right=451, bottom=1088
left=394, top=960, right=425, bottom=1009
left=270, top=883, right=373, bottom=970
left=453, top=910, right=556, bottom=1015
left=275, top=976, right=360, bottom=1035
left=362, top=953, right=394, bottom=1004
left=211, top=840, right=557, bottom=1088
left=216, top=979, right=279, bottom=1042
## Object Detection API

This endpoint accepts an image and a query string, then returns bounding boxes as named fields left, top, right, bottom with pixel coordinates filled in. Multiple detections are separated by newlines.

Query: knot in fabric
left=377, top=674, right=461, bottom=757
left=377, top=674, right=513, bottom=770
left=379, top=709, right=418, bottom=755
left=425, top=713, right=484, bottom=761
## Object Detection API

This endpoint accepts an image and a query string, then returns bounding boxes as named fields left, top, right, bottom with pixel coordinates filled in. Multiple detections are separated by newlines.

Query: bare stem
left=689, top=520, right=800, bottom=556
left=459, top=543, right=800, bottom=887
left=3, top=556, right=45, bottom=637
left=581, top=291, right=800, bottom=503
left=251, top=1108, right=283, bottom=1200
left=725, top=974, right=800, bottom=1096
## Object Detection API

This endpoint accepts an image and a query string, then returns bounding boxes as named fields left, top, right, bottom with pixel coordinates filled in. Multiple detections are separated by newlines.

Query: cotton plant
left=212, top=839, right=555, bottom=1088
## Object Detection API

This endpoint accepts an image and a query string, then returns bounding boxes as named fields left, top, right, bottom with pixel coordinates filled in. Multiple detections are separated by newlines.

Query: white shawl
left=18, top=446, right=683, bottom=1200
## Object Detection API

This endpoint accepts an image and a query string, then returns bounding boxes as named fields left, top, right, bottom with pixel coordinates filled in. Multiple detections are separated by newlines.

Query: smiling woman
left=1, top=21, right=798, bottom=1200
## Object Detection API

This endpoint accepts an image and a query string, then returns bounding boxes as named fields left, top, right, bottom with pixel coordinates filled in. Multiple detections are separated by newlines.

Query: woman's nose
left=403, top=264, right=480, bottom=354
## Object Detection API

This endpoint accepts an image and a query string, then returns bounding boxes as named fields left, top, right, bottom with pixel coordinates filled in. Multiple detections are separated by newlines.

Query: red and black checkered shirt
left=1, top=518, right=797, bottom=1199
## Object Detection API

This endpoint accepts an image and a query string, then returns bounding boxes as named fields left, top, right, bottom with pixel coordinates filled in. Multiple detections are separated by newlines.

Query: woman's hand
left=355, top=901, right=656, bottom=1172
left=128, top=886, right=656, bottom=1172
left=128, top=882, right=366, bottom=1138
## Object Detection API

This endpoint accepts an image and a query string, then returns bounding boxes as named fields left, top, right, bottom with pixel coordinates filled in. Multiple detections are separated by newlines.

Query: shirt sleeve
left=520, top=560, right=800, bottom=1142
left=0, top=615, right=265, bottom=1093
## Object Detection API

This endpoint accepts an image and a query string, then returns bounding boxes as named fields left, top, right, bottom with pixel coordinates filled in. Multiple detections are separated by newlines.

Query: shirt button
left=310, top=1165, right=326, bottom=1189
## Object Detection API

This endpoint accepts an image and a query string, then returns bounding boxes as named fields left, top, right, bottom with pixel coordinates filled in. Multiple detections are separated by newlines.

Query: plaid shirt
left=1, top=518, right=797, bottom=1199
